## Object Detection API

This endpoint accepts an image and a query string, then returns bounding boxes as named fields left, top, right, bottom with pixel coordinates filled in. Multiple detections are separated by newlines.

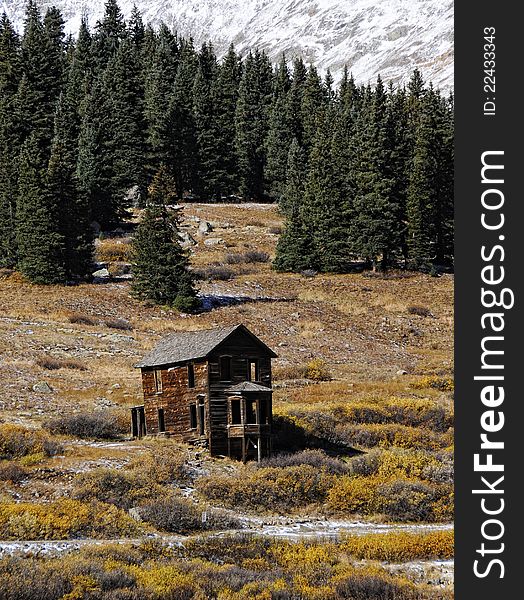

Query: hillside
left=0, top=202, right=455, bottom=596
left=2, top=0, right=454, bottom=89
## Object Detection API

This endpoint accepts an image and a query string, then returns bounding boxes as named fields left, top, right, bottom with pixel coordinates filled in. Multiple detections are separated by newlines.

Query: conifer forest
left=0, top=0, right=454, bottom=291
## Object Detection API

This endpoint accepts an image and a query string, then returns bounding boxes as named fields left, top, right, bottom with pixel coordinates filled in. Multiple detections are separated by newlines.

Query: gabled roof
left=225, top=381, right=273, bottom=394
left=135, top=324, right=277, bottom=368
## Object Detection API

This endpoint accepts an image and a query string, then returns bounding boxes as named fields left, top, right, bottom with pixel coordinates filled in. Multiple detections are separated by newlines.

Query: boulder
left=32, top=382, right=53, bottom=394
left=178, top=232, right=197, bottom=247
left=198, top=220, right=213, bottom=234
left=204, top=238, right=224, bottom=246
left=92, top=268, right=110, bottom=278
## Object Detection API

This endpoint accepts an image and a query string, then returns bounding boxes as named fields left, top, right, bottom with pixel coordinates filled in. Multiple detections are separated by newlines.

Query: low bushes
left=0, top=462, right=27, bottom=483
left=67, top=312, right=97, bottom=326
left=104, top=318, right=133, bottom=331
left=44, top=410, right=127, bottom=440
left=0, top=537, right=453, bottom=600
left=327, top=475, right=453, bottom=522
left=197, top=464, right=333, bottom=512
left=412, top=375, right=454, bottom=392
left=128, top=442, right=189, bottom=485
left=0, top=424, right=62, bottom=460
left=36, top=356, right=87, bottom=371
left=73, top=468, right=159, bottom=510
left=193, top=265, right=235, bottom=281
left=305, top=359, right=332, bottom=381
left=96, top=239, right=132, bottom=262
left=259, top=449, right=348, bottom=475
left=340, top=530, right=454, bottom=561
left=0, top=499, right=142, bottom=540
left=138, top=496, right=241, bottom=534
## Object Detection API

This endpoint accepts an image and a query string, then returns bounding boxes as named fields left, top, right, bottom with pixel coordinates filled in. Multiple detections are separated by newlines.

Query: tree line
left=0, top=0, right=453, bottom=294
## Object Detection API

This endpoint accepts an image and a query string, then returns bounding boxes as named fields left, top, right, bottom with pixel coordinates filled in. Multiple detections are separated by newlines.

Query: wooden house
left=132, top=324, right=277, bottom=461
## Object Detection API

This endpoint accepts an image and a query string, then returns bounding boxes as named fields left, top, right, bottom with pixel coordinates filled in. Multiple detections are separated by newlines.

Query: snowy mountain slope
left=2, top=0, right=453, bottom=90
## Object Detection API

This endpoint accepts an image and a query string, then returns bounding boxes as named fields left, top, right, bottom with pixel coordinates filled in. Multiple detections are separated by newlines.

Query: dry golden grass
left=0, top=202, right=453, bottom=460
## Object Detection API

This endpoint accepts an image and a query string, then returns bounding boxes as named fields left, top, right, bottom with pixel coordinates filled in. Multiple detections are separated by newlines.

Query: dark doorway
left=131, top=406, right=146, bottom=438
left=158, top=408, right=165, bottom=432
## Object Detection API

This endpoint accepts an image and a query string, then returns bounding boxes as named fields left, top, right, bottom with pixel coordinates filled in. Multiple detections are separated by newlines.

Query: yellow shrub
left=130, top=564, right=197, bottom=597
left=412, top=375, right=454, bottom=391
left=0, top=424, right=61, bottom=460
left=0, top=499, right=142, bottom=540
left=305, top=359, right=332, bottom=381
left=377, top=449, right=440, bottom=480
left=340, top=530, right=454, bottom=561
left=326, top=475, right=379, bottom=514
left=96, top=239, right=132, bottom=262
left=19, top=451, right=47, bottom=466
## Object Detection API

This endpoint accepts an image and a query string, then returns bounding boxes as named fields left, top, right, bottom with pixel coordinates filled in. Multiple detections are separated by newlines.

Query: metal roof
left=225, top=381, right=273, bottom=394
left=135, top=324, right=277, bottom=368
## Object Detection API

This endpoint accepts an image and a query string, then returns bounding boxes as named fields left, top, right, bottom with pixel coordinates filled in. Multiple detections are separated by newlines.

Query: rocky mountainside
left=2, top=0, right=453, bottom=89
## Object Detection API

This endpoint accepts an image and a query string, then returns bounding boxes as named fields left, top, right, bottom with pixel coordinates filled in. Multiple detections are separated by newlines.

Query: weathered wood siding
left=207, top=329, right=272, bottom=455
left=141, top=360, right=208, bottom=442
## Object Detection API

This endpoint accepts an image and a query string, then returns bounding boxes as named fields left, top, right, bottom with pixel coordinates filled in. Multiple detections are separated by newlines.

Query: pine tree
left=300, top=65, right=326, bottom=155
left=48, top=93, right=93, bottom=279
left=273, top=139, right=315, bottom=272
left=16, top=135, right=65, bottom=283
left=102, top=37, right=147, bottom=213
left=349, top=77, right=400, bottom=269
left=131, top=181, right=199, bottom=310
left=193, top=43, right=219, bottom=198
left=166, top=40, right=199, bottom=197
left=0, top=14, right=22, bottom=266
left=208, top=44, right=242, bottom=198
left=93, top=0, right=127, bottom=69
left=265, top=55, right=293, bottom=200
left=302, top=108, right=352, bottom=272
left=407, top=87, right=454, bottom=268
left=143, top=29, right=179, bottom=178
left=18, top=0, right=65, bottom=153
left=128, top=4, right=145, bottom=47
left=235, top=50, right=273, bottom=200
left=76, top=80, right=113, bottom=226
left=285, top=57, right=307, bottom=146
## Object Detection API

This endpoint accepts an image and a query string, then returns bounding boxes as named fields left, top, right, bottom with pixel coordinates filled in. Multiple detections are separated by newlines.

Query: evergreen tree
left=76, top=80, right=113, bottom=226
left=16, top=135, right=65, bottom=283
left=128, top=4, right=145, bottom=47
left=93, top=0, right=127, bottom=69
left=0, top=14, right=22, bottom=266
left=143, top=29, right=178, bottom=178
left=235, top=50, right=273, bottom=200
left=273, top=139, right=314, bottom=271
left=193, top=43, right=218, bottom=198
left=349, top=77, right=400, bottom=268
left=102, top=37, right=147, bottom=213
left=406, top=87, right=454, bottom=268
left=48, top=93, right=93, bottom=279
left=208, top=44, right=242, bottom=198
left=18, top=0, right=65, bottom=153
left=166, top=40, right=199, bottom=197
left=265, top=55, right=293, bottom=200
left=131, top=179, right=199, bottom=310
left=300, top=65, right=326, bottom=155
left=285, top=57, right=307, bottom=146
left=302, top=108, right=352, bottom=272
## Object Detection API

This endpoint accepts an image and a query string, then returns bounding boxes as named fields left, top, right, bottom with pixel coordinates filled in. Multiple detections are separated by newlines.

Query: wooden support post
left=257, top=436, right=262, bottom=463
left=242, top=437, right=246, bottom=463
